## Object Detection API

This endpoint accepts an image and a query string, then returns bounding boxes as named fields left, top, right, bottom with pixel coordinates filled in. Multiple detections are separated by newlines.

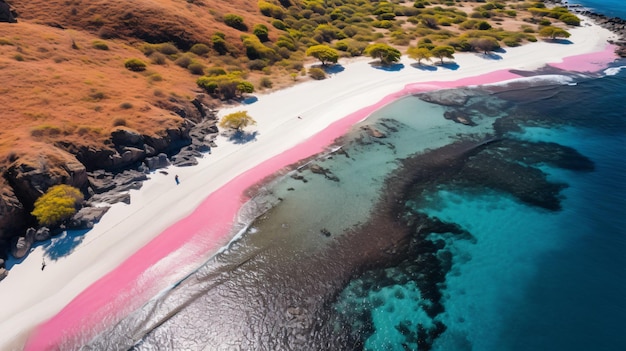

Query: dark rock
left=5, top=149, right=88, bottom=207
left=87, top=171, right=117, bottom=194
left=0, top=0, right=17, bottom=23
left=144, top=153, right=170, bottom=170
left=418, top=89, right=478, bottom=107
left=119, top=147, right=146, bottom=165
left=0, top=268, right=7, bottom=281
left=89, top=192, right=131, bottom=205
left=0, top=258, right=4, bottom=268
left=443, top=110, right=476, bottom=126
left=0, top=180, right=25, bottom=242
left=69, top=206, right=110, bottom=229
left=34, top=227, right=51, bottom=241
left=171, top=152, right=199, bottom=167
left=361, top=125, right=387, bottom=138
left=111, top=128, right=144, bottom=148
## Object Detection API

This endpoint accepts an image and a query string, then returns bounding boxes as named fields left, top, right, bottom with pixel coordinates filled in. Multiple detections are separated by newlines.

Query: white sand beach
left=0, top=17, right=618, bottom=349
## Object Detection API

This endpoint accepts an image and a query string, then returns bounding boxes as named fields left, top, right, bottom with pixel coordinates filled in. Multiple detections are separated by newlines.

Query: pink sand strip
left=550, top=44, right=618, bottom=72
left=24, top=50, right=614, bottom=349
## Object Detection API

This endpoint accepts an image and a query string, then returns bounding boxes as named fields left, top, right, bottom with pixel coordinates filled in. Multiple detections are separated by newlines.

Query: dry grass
left=0, top=0, right=290, bottom=171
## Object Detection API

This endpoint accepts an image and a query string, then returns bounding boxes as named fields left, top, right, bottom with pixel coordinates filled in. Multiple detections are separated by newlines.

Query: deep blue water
left=568, top=0, right=626, bottom=19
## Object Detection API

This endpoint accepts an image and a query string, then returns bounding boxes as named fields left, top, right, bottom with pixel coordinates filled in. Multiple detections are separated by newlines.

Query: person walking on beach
left=41, top=258, right=46, bottom=271
left=175, top=174, right=180, bottom=185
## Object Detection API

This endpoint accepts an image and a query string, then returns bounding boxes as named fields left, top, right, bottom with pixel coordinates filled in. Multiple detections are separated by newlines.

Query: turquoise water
left=570, top=0, right=626, bottom=19
left=87, top=69, right=626, bottom=351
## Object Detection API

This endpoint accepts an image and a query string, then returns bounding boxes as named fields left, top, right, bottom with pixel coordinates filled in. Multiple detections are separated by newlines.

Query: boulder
left=5, top=148, right=88, bottom=207
left=11, top=236, right=31, bottom=259
left=34, top=227, right=51, bottom=241
left=0, top=268, right=7, bottom=282
left=0, top=0, right=17, bottom=23
left=69, top=206, right=110, bottom=229
left=0, top=180, right=25, bottom=242
left=119, top=147, right=146, bottom=165
left=144, top=153, right=170, bottom=170
left=111, top=128, right=144, bottom=147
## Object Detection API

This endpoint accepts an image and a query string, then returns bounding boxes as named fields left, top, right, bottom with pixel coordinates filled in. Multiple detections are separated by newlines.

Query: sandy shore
left=0, top=17, right=619, bottom=350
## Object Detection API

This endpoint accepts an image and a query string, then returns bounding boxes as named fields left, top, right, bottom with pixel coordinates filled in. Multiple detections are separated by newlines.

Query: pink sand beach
left=0, top=15, right=619, bottom=350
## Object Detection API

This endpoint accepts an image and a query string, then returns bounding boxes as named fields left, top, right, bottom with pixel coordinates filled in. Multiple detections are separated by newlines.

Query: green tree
left=538, top=26, right=571, bottom=40
left=407, top=46, right=432, bottom=65
left=305, top=44, right=339, bottom=66
left=31, top=185, right=84, bottom=227
left=212, top=32, right=228, bottom=55
left=220, top=111, right=257, bottom=131
left=431, top=45, right=455, bottom=64
left=365, top=43, right=401, bottom=65
left=197, top=74, right=255, bottom=100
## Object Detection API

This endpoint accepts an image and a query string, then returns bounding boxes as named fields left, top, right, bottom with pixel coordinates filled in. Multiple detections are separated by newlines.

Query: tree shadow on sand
left=437, top=62, right=460, bottom=70
left=410, top=63, right=438, bottom=71
left=322, top=64, right=345, bottom=74
left=544, top=38, right=573, bottom=45
left=228, top=130, right=258, bottom=144
left=370, top=62, right=405, bottom=71
left=43, top=229, right=89, bottom=261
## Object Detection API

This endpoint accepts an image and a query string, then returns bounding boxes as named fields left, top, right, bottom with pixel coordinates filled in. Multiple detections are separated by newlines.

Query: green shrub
left=31, top=185, right=84, bottom=227
left=149, top=52, right=167, bottom=65
left=224, top=14, right=247, bottom=31
left=13, top=54, right=24, bottom=61
left=190, top=43, right=211, bottom=56
left=92, top=40, right=109, bottom=50
left=124, top=58, right=147, bottom=71
left=120, top=102, right=133, bottom=109
left=188, top=62, right=205, bottom=75
left=248, top=59, right=268, bottom=70
left=272, top=20, right=287, bottom=30
left=308, top=67, right=326, bottom=80
left=253, top=24, right=270, bottom=42
left=206, top=67, right=227, bottom=76
left=175, top=55, right=194, bottom=68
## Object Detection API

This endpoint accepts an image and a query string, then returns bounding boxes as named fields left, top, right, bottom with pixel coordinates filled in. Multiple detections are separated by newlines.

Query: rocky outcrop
left=5, top=149, right=88, bottom=207
left=0, top=94, right=220, bottom=267
left=0, top=179, right=25, bottom=243
left=0, top=0, right=17, bottom=23
left=69, top=206, right=110, bottom=229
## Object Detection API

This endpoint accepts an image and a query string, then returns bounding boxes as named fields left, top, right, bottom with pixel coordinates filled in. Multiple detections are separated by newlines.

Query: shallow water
left=81, top=63, right=626, bottom=351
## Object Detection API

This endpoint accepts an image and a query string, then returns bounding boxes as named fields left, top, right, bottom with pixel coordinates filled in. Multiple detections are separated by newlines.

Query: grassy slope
left=0, top=0, right=285, bottom=171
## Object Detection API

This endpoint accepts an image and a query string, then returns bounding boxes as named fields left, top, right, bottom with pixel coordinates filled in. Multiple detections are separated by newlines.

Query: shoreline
left=0, top=16, right=620, bottom=350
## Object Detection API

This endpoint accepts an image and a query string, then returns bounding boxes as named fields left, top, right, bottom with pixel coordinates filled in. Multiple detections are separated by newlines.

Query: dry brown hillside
left=0, top=0, right=294, bottom=169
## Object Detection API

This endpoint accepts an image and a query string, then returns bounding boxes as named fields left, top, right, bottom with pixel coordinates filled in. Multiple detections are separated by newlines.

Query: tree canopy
left=197, top=73, right=255, bottom=100
left=364, top=43, right=401, bottom=65
left=219, top=111, right=257, bottom=131
left=31, top=185, right=84, bottom=227
left=407, top=46, right=432, bottom=65
left=538, top=26, right=571, bottom=40
left=431, top=45, right=455, bottom=64
left=305, top=45, right=339, bottom=66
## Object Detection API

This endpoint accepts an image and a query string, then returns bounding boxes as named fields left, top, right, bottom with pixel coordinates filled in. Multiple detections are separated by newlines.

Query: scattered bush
left=120, top=102, right=133, bottom=109
left=308, top=67, right=326, bottom=80
left=175, top=55, right=194, bottom=68
left=224, top=13, right=247, bottom=31
left=124, top=58, right=147, bottom=71
left=188, top=62, right=205, bottom=75
left=149, top=52, right=167, bottom=65
left=31, top=185, right=84, bottom=227
left=92, top=40, right=109, bottom=50
left=190, top=43, right=211, bottom=56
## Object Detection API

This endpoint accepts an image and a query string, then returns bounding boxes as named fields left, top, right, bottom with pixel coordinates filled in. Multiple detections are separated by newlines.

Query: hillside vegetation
left=0, top=0, right=581, bottom=244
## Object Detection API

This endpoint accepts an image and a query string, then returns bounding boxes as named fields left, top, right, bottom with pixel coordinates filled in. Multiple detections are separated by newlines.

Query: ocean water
left=568, top=0, right=626, bottom=19
left=81, top=64, right=626, bottom=350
